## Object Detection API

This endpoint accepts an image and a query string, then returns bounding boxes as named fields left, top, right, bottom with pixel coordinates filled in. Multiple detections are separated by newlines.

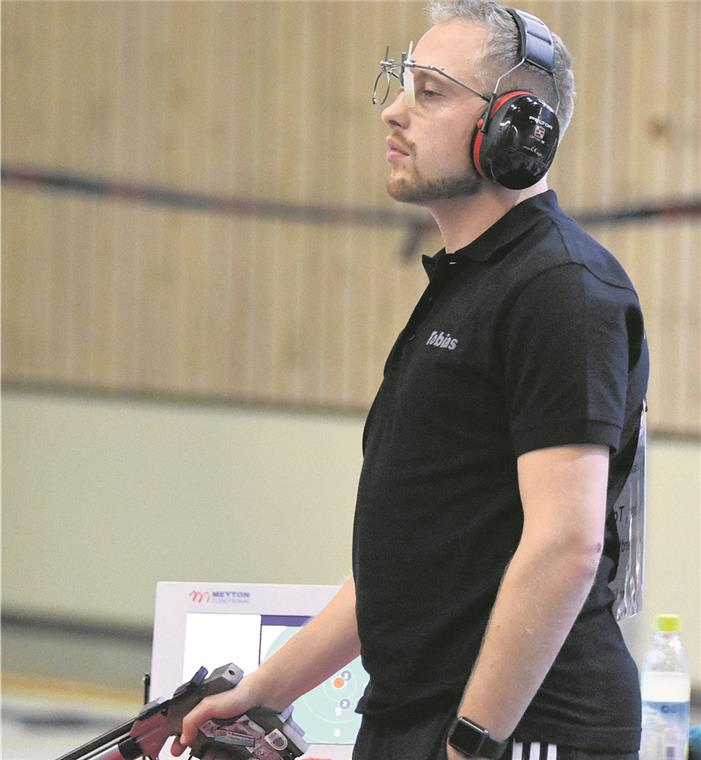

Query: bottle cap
left=655, top=613, right=681, bottom=632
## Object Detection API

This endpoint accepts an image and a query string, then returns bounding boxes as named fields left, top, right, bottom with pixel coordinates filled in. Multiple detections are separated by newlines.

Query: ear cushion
left=471, top=91, right=560, bottom=190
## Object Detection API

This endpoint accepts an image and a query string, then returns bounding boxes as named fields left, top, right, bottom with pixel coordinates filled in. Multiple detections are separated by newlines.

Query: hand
left=171, top=675, right=265, bottom=756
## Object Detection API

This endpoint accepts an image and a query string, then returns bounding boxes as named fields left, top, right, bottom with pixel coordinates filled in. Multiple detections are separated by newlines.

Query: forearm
left=250, top=576, right=361, bottom=709
left=456, top=536, right=600, bottom=742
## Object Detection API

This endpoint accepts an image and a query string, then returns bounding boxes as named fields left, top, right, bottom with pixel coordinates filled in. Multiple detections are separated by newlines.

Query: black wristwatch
left=447, top=716, right=509, bottom=759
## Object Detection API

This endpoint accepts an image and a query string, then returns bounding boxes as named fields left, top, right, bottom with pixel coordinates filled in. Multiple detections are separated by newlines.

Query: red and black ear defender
left=470, top=8, right=560, bottom=190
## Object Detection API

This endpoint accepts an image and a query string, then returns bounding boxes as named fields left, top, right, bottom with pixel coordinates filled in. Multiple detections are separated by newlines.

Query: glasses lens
left=402, top=67, right=415, bottom=108
left=402, top=41, right=415, bottom=107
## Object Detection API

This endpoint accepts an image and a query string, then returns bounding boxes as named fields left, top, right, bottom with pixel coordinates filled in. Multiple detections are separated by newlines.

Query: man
left=173, top=2, right=648, bottom=758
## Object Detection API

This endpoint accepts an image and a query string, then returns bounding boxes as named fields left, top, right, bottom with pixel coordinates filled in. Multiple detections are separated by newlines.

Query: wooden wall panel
left=2, top=1, right=699, bottom=433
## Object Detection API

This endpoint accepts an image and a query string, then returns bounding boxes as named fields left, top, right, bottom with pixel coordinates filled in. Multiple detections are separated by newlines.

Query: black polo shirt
left=351, top=191, right=648, bottom=752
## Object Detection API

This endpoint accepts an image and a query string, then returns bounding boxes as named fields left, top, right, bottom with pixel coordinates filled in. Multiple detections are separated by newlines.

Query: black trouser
left=352, top=712, right=639, bottom=760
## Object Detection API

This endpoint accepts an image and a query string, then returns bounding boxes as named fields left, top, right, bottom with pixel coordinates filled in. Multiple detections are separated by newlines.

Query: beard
left=386, top=164, right=484, bottom=203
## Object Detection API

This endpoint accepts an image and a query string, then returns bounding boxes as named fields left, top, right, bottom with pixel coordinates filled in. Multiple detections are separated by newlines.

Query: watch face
left=449, top=716, right=487, bottom=754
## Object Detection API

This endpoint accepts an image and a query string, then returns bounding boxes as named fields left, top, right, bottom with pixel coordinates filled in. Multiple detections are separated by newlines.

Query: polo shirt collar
left=422, top=190, right=560, bottom=278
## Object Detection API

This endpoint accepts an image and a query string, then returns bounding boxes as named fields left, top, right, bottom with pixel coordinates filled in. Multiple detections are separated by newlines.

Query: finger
left=178, top=698, right=218, bottom=747
left=179, top=694, right=243, bottom=747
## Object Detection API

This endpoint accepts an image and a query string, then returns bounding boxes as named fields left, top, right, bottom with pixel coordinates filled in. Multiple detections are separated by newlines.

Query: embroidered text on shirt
left=426, top=331, right=458, bottom=350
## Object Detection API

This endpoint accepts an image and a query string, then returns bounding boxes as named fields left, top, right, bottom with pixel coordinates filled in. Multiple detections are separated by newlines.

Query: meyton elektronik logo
left=189, top=590, right=251, bottom=604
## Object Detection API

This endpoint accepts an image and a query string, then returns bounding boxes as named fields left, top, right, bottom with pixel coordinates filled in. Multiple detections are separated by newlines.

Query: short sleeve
left=504, top=263, right=634, bottom=457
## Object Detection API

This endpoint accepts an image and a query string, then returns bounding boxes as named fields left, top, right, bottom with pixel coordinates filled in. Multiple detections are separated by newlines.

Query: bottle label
left=641, top=700, right=689, bottom=760
left=609, top=403, right=646, bottom=620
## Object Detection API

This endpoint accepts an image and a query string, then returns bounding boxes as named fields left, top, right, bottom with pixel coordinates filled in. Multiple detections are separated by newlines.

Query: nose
left=381, top=91, right=409, bottom=129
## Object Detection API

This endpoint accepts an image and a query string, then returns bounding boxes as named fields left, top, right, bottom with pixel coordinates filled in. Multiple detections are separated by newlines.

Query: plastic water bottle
left=640, top=614, right=691, bottom=760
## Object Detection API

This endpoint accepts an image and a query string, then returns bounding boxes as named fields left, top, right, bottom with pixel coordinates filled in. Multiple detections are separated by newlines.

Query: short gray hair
left=428, top=0, right=576, bottom=133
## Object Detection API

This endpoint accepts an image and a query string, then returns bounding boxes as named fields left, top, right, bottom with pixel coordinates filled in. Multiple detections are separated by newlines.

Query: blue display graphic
left=261, top=623, right=368, bottom=745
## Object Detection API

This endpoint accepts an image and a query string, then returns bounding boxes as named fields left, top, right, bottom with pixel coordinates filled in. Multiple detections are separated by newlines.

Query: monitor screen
left=150, top=582, right=366, bottom=759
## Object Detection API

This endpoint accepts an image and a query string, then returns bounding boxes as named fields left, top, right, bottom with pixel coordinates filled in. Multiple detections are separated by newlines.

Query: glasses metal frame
left=371, top=41, right=559, bottom=128
left=372, top=42, right=491, bottom=109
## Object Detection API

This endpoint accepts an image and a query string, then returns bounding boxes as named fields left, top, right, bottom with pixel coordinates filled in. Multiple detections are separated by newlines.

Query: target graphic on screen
left=262, top=624, right=368, bottom=744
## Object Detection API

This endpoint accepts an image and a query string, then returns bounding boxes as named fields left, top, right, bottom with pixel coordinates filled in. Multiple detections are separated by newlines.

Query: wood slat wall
left=2, top=1, right=699, bottom=433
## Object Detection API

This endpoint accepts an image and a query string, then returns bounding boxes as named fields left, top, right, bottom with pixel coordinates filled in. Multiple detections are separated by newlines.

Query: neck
left=426, top=180, right=548, bottom=253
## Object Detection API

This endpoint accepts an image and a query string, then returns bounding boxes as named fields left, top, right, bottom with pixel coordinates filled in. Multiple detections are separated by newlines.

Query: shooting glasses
left=371, top=41, right=492, bottom=109
left=371, top=14, right=560, bottom=118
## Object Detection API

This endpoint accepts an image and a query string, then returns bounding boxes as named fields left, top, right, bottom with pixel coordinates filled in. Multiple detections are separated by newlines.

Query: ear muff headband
left=504, top=8, right=555, bottom=73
